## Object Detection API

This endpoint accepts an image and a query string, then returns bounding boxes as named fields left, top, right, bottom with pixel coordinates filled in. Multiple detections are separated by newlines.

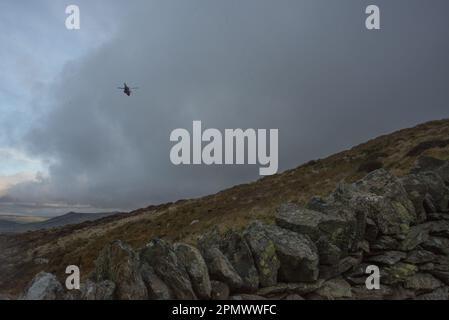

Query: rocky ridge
left=21, top=156, right=449, bottom=300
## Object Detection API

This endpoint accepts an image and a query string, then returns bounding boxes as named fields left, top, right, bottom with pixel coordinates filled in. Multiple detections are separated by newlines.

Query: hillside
left=1, top=118, right=449, bottom=298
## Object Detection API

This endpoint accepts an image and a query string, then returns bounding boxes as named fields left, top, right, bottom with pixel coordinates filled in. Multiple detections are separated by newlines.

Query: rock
left=399, top=225, right=430, bottom=251
left=140, top=238, right=196, bottom=299
left=276, top=204, right=349, bottom=246
left=415, top=287, right=448, bottom=300
left=314, top=278, right=352, bottom=300
left=351, top=169, right=417, bottom=236
left=199, top=246, right=243, bottom=291
left=95, top=240, right=148, bottom=300
left=383, top=263, right=418, bottom=285
left=400, top=174, right=430, bottom=222
left=243, top=222, right=280, bottom=287
left=257, top=280, right=324, bottom=297
left=140, top=263, right=173, bottom=300
left=428, top=213, right=449, bottom=221
left=422, top=237, right=449, bottom=255
left=423, top=221, right=449, bottom=238
left=416, top=172, right=449, bottom=212
left=371, top=236, right=401, bottom=251
left=405, top=249, right=436, bottom=264
left=262, top=223, right=319, bottom=282
left=423, top=194, right=437, bottom=214
left=210, top=281, right=230, bottom=300
left=389, top=286, right=416, bottom=300
left=419, top=263, right=435, bottom=272
left=81, top=280, right=115, bottom=300
left=22, top=272, right=64, bottom=300
left=307, top=192, right=364, bottom=252
left=316, top=237, right=341, bottom=265
left=404, top=273, right=443, bottom=292
left=220, top=230, right=259, bottom=292
left=174, top=243, right=211, bottom=299
left=366, top=251, right=406, bottom=266
left=430, top=271, right=449, bottom=285
left=411, top=156, right=447, bottom=174
left=365, top=218, right=379, bottom=242
left=319, top=256, right=361, bottom=280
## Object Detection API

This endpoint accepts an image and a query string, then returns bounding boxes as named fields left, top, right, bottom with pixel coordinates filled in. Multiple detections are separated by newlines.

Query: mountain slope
left=1, top=118, right=449, bottom=297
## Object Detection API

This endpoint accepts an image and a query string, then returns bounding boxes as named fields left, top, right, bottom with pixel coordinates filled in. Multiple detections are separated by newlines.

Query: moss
left=385, top=263, right=417, bottom=284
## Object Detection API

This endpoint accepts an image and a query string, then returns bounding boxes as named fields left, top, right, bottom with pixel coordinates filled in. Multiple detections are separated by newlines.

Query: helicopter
left=117, top=83, right=139, bottom=96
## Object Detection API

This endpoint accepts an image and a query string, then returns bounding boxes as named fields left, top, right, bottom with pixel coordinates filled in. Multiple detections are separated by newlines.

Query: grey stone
left=140, top=238, right=196, bottom=299
left=174, top=243, right=211, bottom=299
left=94, top=240, right=148, bottom=300
left=22, top=272, right=64, bottom=300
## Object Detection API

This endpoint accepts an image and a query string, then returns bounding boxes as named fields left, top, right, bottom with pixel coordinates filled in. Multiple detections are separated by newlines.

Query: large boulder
left=140, top=239, right=196, bottom=299
left=174, top=243, right=211, bottom=299
left=350, top=169, right=417, bottom=236
left=140, top=263, right=173, bottom=300
left=244, top=222, right=280, bottom=287
left=260, top=223, right=319, bottom=282
left=276, top=203, right=354, bottom=251
left=198, top=229, right=243, bottom=291
left=22, top=272, right=64, bottom=300
left=94, top=240, right=148, bottom=300
left=219, top=230, right=259, bottom=292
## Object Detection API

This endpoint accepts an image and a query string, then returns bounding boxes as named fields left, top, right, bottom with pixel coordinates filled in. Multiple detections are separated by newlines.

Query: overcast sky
left=1, top=0, right=448, bottom=216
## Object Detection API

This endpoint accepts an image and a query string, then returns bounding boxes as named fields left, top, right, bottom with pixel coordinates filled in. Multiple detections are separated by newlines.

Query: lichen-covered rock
left=94, top=240, right=148, bottom=300
left=22, top=272, right=64, bottom=300
left=220, top=230, right=259, bottom=292
left=261, top=224, right=319, bottom=282
left=383, top=263, right=418, bottom=285
left=140, top=263, right=173, bottom=300
left=276, top=204, right=348, bottom=244
left=400, top=224, right=430, bottom=251
left=140, top=238, right=196, bottom=299
left=174, top=243, right=211, bottom=299
left=351, top=169, right=417, bottom=236
left=243, top=222, right=280, bottom=287
left=198, top=229, right=244, bottom=291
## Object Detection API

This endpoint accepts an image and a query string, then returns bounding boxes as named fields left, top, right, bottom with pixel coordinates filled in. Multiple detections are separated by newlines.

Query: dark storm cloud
left=10, top=0, right=449, bottom=210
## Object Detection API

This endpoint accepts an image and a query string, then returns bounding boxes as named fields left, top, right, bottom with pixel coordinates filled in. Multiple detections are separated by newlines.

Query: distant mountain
left=0, top=211, right=119, bottom=234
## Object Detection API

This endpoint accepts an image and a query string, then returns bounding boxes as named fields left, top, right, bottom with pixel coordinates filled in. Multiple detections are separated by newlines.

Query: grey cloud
left=9, top=0, right=449, bottom=211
